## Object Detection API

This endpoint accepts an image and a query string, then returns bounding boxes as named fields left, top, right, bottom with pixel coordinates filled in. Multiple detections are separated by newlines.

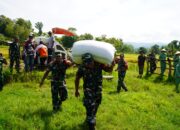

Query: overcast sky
left=1, top=0, right=180, bottom=43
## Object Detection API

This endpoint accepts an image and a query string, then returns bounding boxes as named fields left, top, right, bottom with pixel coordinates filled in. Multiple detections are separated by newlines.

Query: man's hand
left=75, top=90, right=80, bottom=97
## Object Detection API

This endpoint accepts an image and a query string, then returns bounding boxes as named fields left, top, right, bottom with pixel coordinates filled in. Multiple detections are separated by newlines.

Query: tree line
left=0, top=15, right=179, bottom=55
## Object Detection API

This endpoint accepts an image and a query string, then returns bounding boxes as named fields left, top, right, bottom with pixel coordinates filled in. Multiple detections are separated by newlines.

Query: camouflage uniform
left=148, top=53, right=157, bottom=74
left=138, top=54, right=146, bottom=77
left=76, top=61, right=111, bottom=128
left=117, top=59, right=128, bottom=92
left=159, top=52, right=167, bottom=76
left=0, top=56, right=7, bottom=91
left=48, top=60, right=69, bottom=110
left=9, top=41, right=20, bottom=73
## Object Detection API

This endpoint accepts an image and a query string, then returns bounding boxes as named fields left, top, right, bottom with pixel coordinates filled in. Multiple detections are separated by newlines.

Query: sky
left=1, top=0, right=180, bottom=44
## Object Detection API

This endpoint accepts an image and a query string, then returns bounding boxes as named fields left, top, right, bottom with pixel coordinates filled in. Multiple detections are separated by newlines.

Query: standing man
left=47, top=31, right=55, bottom=64
left=9, top=37, right=20, bottom=73
left=137, top=50, right=146, bottom=78
left=40, top=53, right=72, bottom=111
left=159, top=49, right=167, bottom=76
left=173, top=51, right=180, bottom=76
left=148, top=51, right=157, bottom=74
left=75, top=53, right=114, bottom=130
left=23, top=34, right=35, bottom=72
left=175, top=56, right=180, bottom=93
left=116, top=53, right=128, bottom=93
left=0, top=53, right=7, bottom=91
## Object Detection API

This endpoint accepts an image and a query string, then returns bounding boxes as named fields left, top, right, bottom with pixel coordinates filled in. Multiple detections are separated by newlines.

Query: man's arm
left=40, top=69, right=50, bottom=87
left=102, top=60, right=115, bottom=72
left=75, top=74, right=81, bottom=97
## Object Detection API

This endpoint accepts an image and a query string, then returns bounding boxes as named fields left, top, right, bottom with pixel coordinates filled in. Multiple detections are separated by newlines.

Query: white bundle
left=71, top=40, right=116, bottom=65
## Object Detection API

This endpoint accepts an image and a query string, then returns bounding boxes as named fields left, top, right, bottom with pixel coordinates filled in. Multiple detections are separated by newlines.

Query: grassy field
left=0, top=46, right=180, bottom=130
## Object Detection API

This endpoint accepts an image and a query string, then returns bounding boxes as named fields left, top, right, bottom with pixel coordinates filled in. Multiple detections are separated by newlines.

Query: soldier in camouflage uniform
left=0, top=53, right=7, bottom=91
left=75, top=53, right=114, bottom=130
left=137, top=50, right=146, bottom=78
left=40, top=53, right=72, bottom=111
left=9, top=37, right=20, bottom=73
left=148, top=51, right=157, bottom=74
left=159, top=49, right=167, bottom=76
left=116, top=53, right=128, bottom=93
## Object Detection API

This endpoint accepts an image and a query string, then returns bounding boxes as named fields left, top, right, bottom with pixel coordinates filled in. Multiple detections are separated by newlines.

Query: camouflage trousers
left=0, top=74, right=3, bottom=91
left=138, top=65, right=144, bottom=75
left=51, top=81, right=68, bottom=110
left=83, top=88, right=102, bottom=127
left=10, top=57, right=20, bottom=73
left=117, top=71, right=128, bottom=92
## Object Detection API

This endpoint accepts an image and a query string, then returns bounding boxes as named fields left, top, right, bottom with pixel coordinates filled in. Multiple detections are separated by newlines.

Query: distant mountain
left=125, top=42, right=167, bottom=49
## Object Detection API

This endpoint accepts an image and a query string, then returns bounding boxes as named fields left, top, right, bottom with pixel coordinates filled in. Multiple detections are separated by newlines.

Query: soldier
left=40, top=53, right=72, bottom=111
left=137, top=50, right=146, bottom=78
left=75, top=53, right=114, bottom=130
left=159, top=49, right=167, bottom=76
left=116, top=53, right=128, bottom=93
left=148, top=51, right=157, bottom=74
left=9, top=37, right=20, bottom=73
left=23, top=34, right=35, bottom=72
left=173, top=51, right=180, bottom=76
left=0, top=53, right=7, bottom=91
left=175, top=56, right=180, bottom=93
left=47, top=31, right=55, bottom=63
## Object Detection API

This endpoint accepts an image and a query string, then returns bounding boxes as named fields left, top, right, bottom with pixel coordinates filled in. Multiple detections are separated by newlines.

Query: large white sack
left=71, top=40, right=116, bottom=65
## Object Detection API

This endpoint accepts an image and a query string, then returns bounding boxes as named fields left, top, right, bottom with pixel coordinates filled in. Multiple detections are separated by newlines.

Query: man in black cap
left=116, top=53, right=128, bottom=93
left=9, top=37, right=20, bottom=73
left=75, top=53, right=114, bottom=130
left=40, top=53, right=72, bottom=111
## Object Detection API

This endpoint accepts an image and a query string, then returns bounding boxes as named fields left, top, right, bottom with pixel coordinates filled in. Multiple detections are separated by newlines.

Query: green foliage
left=61, top=36, right=78, bottom=48
left=0, top=63, right=179, bottom=130
left=35, top=22, right=43, bottom=36
left=0, top=15, right=32, bottom=43
left=150, top=44, right=160, bottom=54
left=78, top=33, right=93, bottom=40
left=138, top=47, right=148, bottom=54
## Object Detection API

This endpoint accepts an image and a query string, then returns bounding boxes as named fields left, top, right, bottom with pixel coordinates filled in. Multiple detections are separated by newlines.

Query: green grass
left=0, top=46, right=180, bottom=130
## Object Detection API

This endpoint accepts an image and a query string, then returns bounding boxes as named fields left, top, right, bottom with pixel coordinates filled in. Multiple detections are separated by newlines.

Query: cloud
left=0, top=0, right=180, bottom=42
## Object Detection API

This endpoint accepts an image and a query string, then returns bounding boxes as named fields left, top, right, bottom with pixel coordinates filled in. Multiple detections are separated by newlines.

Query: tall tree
left=150, top=44, right=160, bottom=54
left=79, top=33, right=94, bottom=40
left=35, top=22, right=43, bottom=36
left=138, top=47, right=148, bottom=54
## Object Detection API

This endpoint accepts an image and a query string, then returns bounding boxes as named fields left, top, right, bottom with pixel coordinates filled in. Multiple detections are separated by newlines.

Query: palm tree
left=35, top=22, right=43, bottom=36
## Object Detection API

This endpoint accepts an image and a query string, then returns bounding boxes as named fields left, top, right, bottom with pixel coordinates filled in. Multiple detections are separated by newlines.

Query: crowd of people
left=0, top=33, right=180, bottom=130
left=137, top=49, right=180, bottom=93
